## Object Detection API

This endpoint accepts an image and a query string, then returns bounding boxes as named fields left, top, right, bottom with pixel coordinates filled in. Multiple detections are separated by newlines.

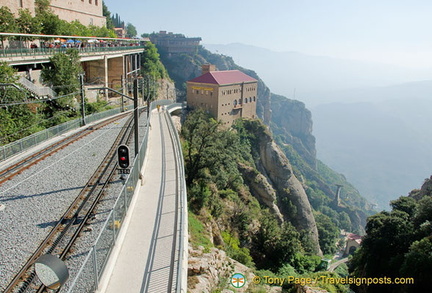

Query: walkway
left=98, top=108, right=179, bottom=293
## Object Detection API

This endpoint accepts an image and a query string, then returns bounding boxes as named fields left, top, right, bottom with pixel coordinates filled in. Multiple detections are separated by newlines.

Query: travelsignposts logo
left=230, top=273, right=246, bottom=289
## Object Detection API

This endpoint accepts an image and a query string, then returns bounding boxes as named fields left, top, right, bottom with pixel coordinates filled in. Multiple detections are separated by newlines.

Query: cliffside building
left=2, top=0, right=106, bottom=27
left=187, top=65, right=258, bottom=126
left=150, top=31, right=201, bottom=55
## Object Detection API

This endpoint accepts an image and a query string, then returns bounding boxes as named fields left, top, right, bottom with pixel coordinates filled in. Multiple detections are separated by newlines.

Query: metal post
left=79, top=74, right=86, bottom=126
left=133, top=79, right=139, bottom=158
left=92, top=246, right=99, bottom=288
left=120, top=75, right=124, bottom=112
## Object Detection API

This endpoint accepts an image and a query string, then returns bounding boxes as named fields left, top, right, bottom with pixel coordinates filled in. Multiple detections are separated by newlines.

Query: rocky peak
left=243, top=120, right=322, bottom=256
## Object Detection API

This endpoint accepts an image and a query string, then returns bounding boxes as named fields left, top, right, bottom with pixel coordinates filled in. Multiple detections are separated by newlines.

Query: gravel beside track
left=0, top=112, right=148, bottom=292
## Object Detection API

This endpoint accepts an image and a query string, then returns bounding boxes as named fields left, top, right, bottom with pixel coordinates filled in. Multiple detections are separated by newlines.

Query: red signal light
left=117, top=145, right=130, bottom=168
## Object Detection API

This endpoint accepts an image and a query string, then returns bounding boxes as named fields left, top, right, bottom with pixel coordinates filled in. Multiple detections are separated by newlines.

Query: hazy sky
left=104, top=0, right=432, bottom=68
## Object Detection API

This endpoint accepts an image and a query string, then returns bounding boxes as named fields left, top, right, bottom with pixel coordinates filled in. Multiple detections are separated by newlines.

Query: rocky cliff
left=242, top=120, right=322, bottom=256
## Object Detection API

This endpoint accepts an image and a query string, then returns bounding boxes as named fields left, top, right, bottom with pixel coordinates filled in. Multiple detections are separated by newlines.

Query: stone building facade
left=150, top=31, right=201, bottom=55
left=187, top=65, right=258, bottom=126
left=2, top=0, right=105, bottom=27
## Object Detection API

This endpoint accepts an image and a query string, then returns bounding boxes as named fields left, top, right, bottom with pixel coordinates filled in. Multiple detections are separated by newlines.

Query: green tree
left=0, top=7, right=17, bottom=48
left=41, top=49, right=82, bottom=96
left=181, top=109, right=222, bottom=186
left=41, top=49, right=82, bottom=119
left=102, top=1, right=114, bottom=30
left=350, top=210, right=415, bottom=293
left=252, top=210, right=303, bottom=270
left=0, top=62, right=42, bottom=144
left=35, top=0, right=51, bottom=15
left=400, top=238, right=432, bottom=292
left=126, top=23, right=137, bottom=38
left=141, top=42, right=168, bottom=79
left=17, top=9, right=41, bottom=43
left=315, top=213, right=339, bottom=255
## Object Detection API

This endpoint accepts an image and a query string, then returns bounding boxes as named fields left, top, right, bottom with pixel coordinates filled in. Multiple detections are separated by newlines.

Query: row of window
left=82, top=0, right=99, bottom=5
left=195, top=90, right=213, bottom=96
left=221, top=87, right=256, bottom=96
left=233, top=97, right=256, bottom=105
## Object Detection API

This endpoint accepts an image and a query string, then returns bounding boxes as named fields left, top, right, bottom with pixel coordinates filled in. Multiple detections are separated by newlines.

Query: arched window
left=234, top=99, right=238, bottom=106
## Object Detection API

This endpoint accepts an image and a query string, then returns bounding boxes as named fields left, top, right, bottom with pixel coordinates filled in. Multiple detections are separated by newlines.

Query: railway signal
left=117, top=145, right=130, bottom=169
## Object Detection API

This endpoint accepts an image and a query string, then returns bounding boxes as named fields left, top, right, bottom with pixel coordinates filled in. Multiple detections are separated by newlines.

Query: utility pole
left=79, top=74, right=86, bottom=126
left=133, top=79, right=139, bottom=158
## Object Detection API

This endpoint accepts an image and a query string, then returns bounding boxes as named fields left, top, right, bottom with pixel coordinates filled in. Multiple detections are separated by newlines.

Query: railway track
left=3, top=112, right=139, bottom=293
left=0, top=113, right=130, bottom=186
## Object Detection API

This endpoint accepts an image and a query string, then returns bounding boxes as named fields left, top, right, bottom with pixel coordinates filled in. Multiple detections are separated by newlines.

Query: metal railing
left=164, top=104, right=188, bottom=292
left=0, top=45, right=144, bottom=58
left=66, top=101, right=188, bottom=293
left=0, top=108, right=121, bottom=162
left=18, top=77, right=57, bottom=98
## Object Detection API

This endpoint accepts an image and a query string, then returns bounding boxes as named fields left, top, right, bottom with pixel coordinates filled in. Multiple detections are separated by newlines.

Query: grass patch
left=189, top=211, right=213, bottom=251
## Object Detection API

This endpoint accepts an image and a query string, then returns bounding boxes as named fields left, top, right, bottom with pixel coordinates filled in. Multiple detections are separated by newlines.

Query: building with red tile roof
left=186, top=65, right=258, bottom=126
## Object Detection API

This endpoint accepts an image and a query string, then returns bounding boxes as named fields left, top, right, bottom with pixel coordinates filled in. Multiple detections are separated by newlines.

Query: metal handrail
left=0, top=45, right=144, bottom=58
left=18, top=77, right=56, bottom=98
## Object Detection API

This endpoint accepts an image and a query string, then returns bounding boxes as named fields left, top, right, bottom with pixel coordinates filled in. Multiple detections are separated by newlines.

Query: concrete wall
left=108, top=57, right=123, bottom=89
left=1, top=0, right=35, bottom=16
left=50, top=0, right=105, bottom=27
left=0, top=0, right=105, bottom=26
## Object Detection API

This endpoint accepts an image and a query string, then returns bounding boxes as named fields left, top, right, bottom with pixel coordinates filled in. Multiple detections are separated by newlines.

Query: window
left=253, top=96, right=256, bottom=102
left=233, top=99, right=237, bottom=106
left=95, top=0, right=98, bottom=5
left=249, top=97, right=252, bottom=102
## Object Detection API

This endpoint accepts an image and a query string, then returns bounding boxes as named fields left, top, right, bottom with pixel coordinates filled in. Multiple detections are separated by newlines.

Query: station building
left=186, top=65, right=258, bottom=126
left=2, top=0, right=105, bottom=27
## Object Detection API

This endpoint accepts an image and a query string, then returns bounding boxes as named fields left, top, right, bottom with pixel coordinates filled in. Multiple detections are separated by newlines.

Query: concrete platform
left=97, top=109, right=179, bottom=293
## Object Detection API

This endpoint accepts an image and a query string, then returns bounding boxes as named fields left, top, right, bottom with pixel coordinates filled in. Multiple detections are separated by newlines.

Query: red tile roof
left=189, top=70, right=257, bottom=85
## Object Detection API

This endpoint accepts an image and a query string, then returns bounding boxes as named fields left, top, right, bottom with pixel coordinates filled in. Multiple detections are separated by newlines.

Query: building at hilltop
left=1, top=0, right=105, bottom=27
left=150, top=31, right=201, bottom=55
left=187, top=65, right=258, bottom=126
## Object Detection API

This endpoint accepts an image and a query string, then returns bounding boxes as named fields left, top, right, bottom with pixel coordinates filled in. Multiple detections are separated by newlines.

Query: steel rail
left=3, top=113, right=136, bottom=293
left=0, top=113, right=129, bottom=185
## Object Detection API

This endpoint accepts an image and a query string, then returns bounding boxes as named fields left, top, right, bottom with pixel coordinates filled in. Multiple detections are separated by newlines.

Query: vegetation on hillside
left=182, top=110, right=350, bottom=292
left=0, top=55, right=112, bottom=145
left=141, top=42, right=169, bottom=80
left=349, top=178, right=432, bottom=293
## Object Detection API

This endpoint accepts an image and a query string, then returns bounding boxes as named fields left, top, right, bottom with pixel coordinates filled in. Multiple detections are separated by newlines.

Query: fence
left=0, top=45, right=144, bottom=58
left=0, top=108, right=121, bottom=162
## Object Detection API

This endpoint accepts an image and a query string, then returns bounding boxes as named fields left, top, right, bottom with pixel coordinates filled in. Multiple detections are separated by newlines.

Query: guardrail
left=19, top=77, right=57, bottom=98
left=164, top=105, right=188, bottom=292
left=0, top=45, right=144, bottom=58
left=0, top=108, right=121, bottom=162
left=66, top=100, right=188, bottom=293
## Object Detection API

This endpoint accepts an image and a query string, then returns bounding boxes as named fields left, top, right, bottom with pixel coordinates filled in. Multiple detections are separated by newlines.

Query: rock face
left=245, top=121, right=322, bottom=256
left=270, top=94, right=317, bottom=169
left=238, top=162, right=284, bottom=223
left=188, top=245, right=253, bottom=293
left=188, top=245, right=281, bottom=293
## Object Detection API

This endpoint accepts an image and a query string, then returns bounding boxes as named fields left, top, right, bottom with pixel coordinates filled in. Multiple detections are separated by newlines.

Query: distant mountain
left=312, top=97, right=432, bottom=209
left=204, top=43, right=432, bottom=210
left=203, top=43, right=431, bottom=106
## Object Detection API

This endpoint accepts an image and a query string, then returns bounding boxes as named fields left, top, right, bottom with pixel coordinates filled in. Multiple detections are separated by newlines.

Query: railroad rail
left=0, top=113, right=130, bottom=186
left=3, top=111, right=139, bottom=293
